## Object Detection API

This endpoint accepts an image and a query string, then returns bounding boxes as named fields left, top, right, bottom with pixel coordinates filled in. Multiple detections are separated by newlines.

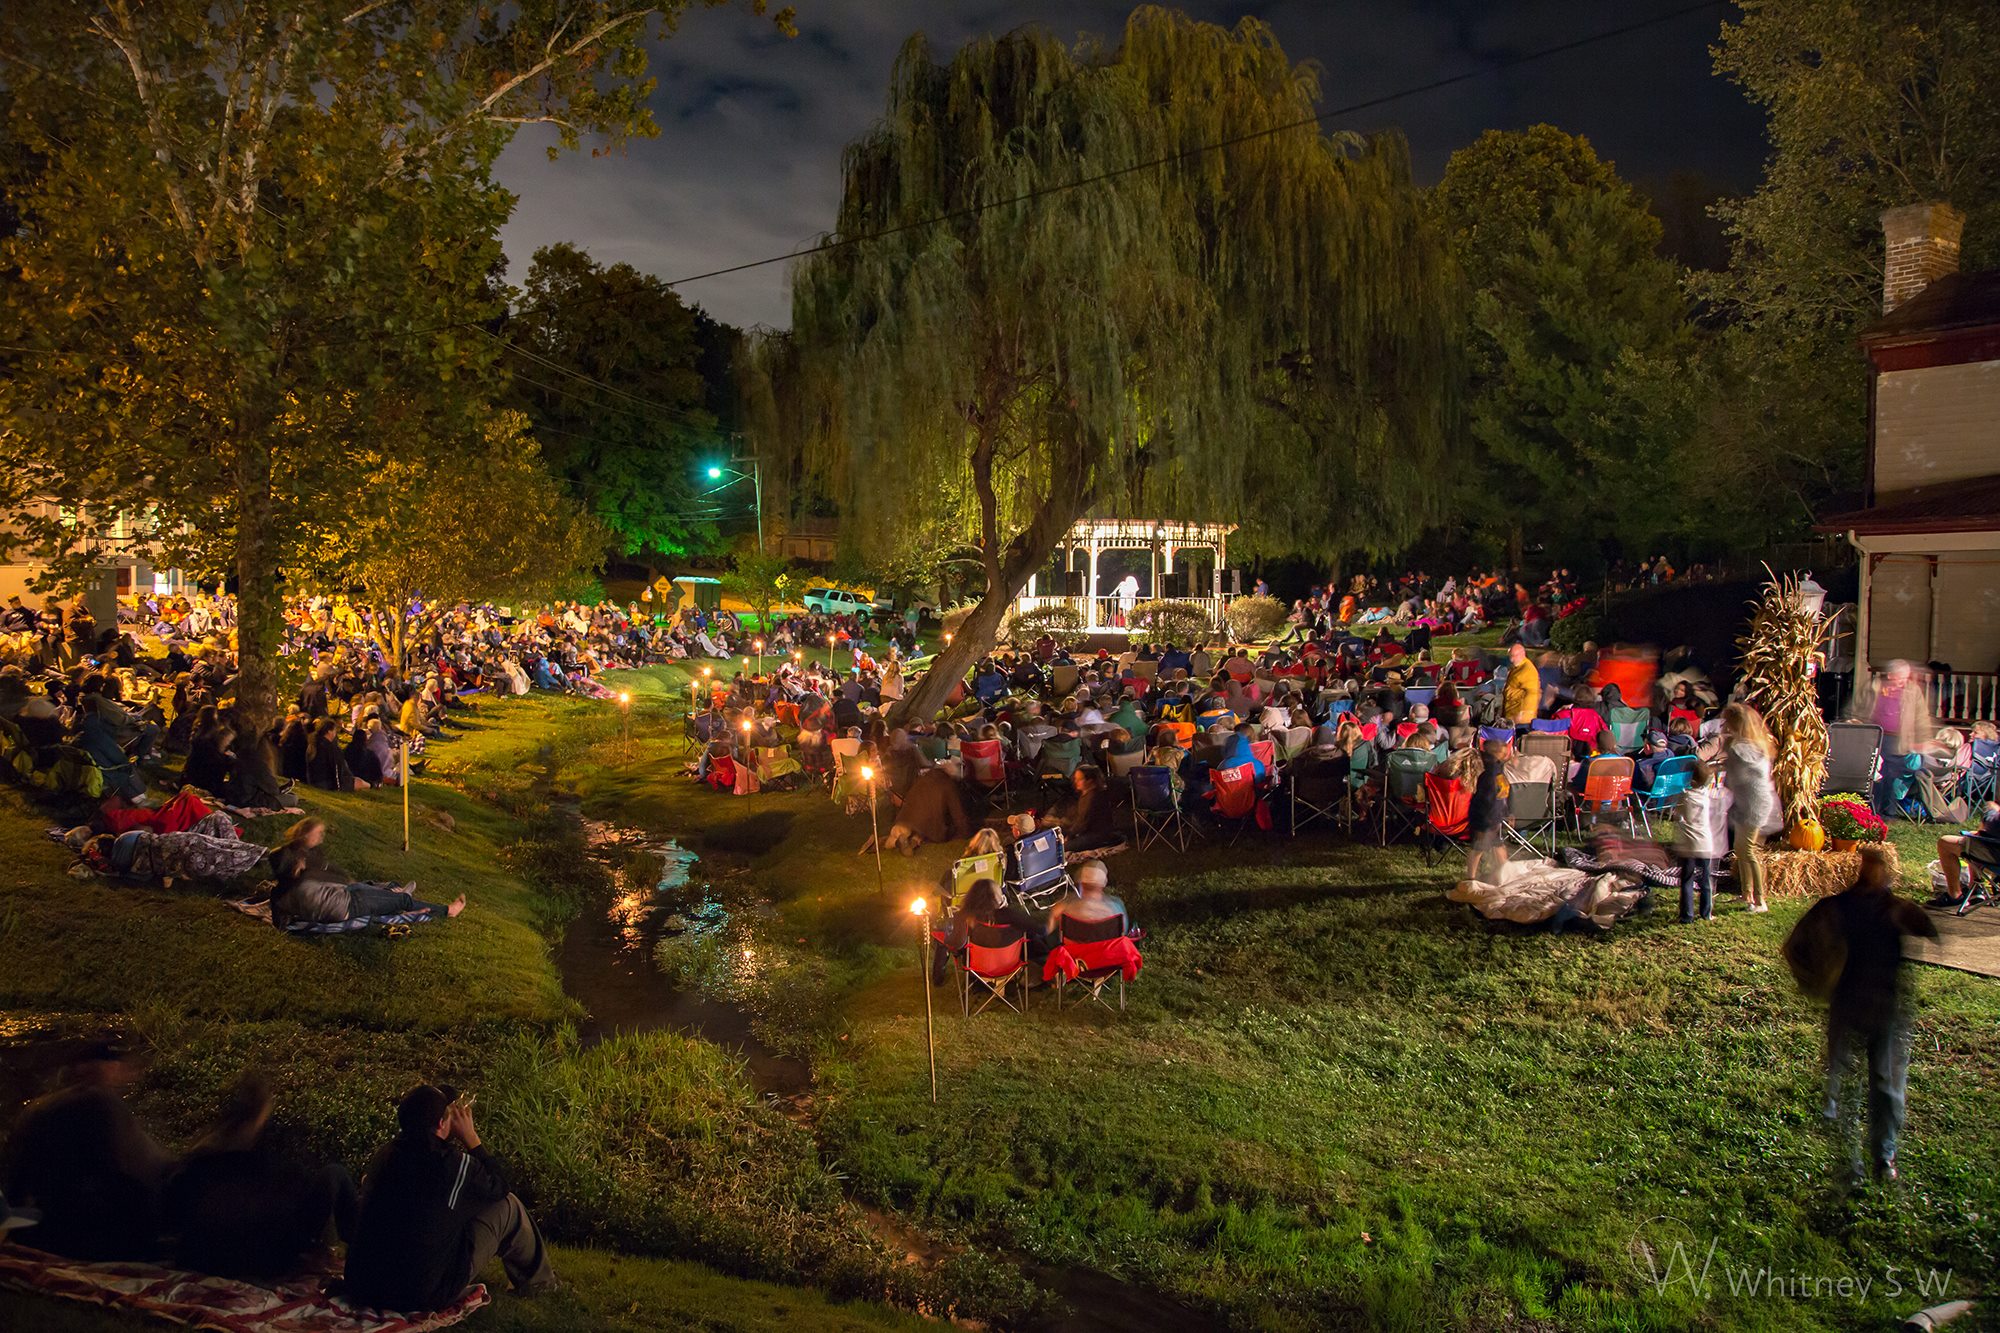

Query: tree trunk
left=1507, top=523, right=1524, bottom=580
left=232, top=441, right=283, bottom=733
left=889, top=436, right=1096, bottom=726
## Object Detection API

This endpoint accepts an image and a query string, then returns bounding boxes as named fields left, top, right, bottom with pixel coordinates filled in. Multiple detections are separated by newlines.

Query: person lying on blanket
left=269, top=818, right=463, bottom=926
left=75, top=819, right=267, bottom=888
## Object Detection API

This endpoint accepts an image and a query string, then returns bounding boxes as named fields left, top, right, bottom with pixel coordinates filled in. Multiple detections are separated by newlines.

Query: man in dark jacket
left=343, top=1085, right=554, bottom=1312
left=1789, top=849, right=1939, bottom=1184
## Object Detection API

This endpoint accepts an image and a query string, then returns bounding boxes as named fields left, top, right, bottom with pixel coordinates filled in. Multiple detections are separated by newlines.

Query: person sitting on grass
left=1046, top=764, right=1122, bottom=852
left=269, top=818, right=463, bottom=925
left=342, top=1086, right=556, bottom=1314
left=1, top=1042, right=172, bottom=1260
left=162, top=1073, right=360, bottom=1278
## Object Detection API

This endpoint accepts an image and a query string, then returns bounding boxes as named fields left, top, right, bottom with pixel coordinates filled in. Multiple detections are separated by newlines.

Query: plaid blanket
left=0, top=1242, right=488, bottom=1332
left=227, top=898, right=437, bottom=935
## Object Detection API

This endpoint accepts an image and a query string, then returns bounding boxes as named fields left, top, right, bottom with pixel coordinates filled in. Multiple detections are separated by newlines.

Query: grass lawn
left=5, top=662, right=1995, bottom=1331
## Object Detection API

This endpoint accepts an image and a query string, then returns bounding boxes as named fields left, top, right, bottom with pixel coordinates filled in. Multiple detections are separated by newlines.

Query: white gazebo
left=1013, top=518, right=1238, bottom=632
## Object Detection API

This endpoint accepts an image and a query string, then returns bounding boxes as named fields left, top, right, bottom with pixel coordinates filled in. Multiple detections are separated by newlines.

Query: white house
left=1820, top=203, right=2000, bottom=723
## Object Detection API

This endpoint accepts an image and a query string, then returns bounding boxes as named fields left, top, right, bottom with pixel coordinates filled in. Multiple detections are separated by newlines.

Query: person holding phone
left=342, top=1085, right=555, bottom=1313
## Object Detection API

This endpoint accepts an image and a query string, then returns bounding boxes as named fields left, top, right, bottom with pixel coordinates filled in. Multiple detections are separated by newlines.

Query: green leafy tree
left=718, top=549, right=800, bottom=630
left=774, top=8, right=1456, bottom=724
left=0, top=1, right=790, bottom=727
left=1434, top=125, right=1695, bottom=571
left=308, top=412, right=605, bottom=667
left=508, top=242, right=731, bottom=560
left=1703, top=0, right=2000, bottom=524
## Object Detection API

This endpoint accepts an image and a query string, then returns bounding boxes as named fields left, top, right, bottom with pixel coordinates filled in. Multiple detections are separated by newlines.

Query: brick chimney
left=1881, top=202, right=1963, bottom=312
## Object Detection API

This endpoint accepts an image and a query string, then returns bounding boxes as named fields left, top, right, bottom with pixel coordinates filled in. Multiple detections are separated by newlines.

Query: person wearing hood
left=1720, top=704, right=1778, bottom=914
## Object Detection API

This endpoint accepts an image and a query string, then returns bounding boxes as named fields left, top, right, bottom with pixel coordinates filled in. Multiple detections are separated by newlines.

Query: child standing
left=1720, top=703, right=1779, bottom=914
left=1673, top=758, right=1728, bottom=922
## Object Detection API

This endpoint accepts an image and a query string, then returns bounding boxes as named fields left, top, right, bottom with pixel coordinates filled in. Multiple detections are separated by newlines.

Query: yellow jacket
left=1503, top=658, right=1541, bottom=724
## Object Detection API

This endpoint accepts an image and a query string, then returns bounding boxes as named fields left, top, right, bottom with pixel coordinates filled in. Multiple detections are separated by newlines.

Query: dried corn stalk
left=1736, top=567, right=1832, bottom=826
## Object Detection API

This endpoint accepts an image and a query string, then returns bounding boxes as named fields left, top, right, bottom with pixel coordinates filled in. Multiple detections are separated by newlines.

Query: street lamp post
left=861, top=763, right=883, bottom=894
left=704, top=455, right=765, bottom=555
left=910, top=897, right=938, bottom=1103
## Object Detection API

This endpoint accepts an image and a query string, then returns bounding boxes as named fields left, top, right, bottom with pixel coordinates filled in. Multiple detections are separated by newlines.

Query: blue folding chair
left=1528, top=718, right=1572, bottom=734
left=1631, top=753, right=1699, bottom=838
left=1890, top=752, right=1933, bottom=824
left=1966, top=739, right=1999, bottom=804
left=1401, top=686, right=1436, bottom=717
left=1130, top=766, right=1186, bottom=852
left=1009, top=826, right=1076, bottom=911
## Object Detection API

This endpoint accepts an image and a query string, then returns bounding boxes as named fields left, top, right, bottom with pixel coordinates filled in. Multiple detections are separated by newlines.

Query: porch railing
left=1926, top=670, right=2000, bottom=725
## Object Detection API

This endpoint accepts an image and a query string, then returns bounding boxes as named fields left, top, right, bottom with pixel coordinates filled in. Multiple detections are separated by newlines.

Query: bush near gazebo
left=1224, top=594, right=1286, bottom=643
left=1129, top=598, right=1216, bottom=647
left=1003, top=603, right=1086, bottom=642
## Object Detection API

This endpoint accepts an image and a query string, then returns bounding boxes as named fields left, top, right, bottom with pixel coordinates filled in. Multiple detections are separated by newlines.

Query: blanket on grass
left=1449, top=858, right=1649, bottom=932
left=227, top=898, right=437, bottom=935
left=0, top=1242, right=488, bottom=1333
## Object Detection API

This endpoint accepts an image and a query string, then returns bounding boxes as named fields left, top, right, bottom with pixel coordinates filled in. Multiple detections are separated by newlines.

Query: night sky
left=495, top=1, right=1769, bottom=330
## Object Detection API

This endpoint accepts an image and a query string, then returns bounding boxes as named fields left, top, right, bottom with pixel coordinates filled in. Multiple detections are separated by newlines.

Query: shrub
left=1225, top=594, right=1287, bottom=642
left=1004, top=602, right=1085, bottom=642
left=1820, top=794, right=1887, bottom=841
left=1129, top=598, right=1216, bottom=647
left=1549, top=610, right=1605, bottom=654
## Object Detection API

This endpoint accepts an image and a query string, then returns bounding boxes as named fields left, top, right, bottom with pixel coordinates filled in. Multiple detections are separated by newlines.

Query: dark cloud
left=495, top=1, right=1766, bottom=329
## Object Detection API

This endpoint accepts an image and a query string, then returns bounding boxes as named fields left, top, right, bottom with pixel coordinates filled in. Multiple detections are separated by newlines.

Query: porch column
left=1087, top=540, right=1102, bottom=630
left=1851, top=544, right=1873, bottom=698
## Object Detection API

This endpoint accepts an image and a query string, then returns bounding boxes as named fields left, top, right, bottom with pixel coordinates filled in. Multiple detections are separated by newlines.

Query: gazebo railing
left=1012, top=594, right=1232, bottom=632
left=1926, top=670, right=2000, bottom=725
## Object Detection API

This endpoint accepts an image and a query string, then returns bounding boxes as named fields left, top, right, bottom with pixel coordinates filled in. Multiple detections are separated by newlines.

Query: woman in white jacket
left=1720, top=704, right=1779, bottom=914
left=1673, top=758, right=1729, bottom=921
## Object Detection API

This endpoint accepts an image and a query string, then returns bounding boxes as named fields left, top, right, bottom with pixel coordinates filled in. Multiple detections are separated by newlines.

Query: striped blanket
left=0, top=1242, right=488, bottom=1332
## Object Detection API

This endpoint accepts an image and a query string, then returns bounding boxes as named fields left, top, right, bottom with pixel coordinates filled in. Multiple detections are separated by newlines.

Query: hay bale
left=1765, top=841, right=1898, bottom=900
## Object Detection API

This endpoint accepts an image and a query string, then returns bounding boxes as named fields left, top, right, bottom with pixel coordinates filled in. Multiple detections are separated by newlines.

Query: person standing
left=1501, top=642, right=1540, bottom=728
left=1783, top=848, right=1937, bottom=1184
left=1672, top=759, right=1727, bottom=922
left=1852, top=660, right=1932, bottom=818
left=343, top=1085, right=556, bottom=1313
left=1720, top=704, right=1778, bottom=913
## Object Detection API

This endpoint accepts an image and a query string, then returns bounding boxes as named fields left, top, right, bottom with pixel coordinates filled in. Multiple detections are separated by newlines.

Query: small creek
left=551, top=812, right=1205, bottom=1331
left=555, top=818, right=809, bottom=1098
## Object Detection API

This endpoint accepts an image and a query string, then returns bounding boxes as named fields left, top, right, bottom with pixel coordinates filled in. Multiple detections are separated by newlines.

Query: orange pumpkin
left=1786, top=817, right=1825, bottom=853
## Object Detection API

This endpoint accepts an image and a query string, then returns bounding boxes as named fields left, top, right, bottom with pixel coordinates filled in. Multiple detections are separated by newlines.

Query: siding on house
left=1873, top=359, right=2000, bottom=493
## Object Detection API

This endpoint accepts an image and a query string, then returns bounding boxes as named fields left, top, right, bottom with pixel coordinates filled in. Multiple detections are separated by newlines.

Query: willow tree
left=777, top=8, right=1455, bottom=723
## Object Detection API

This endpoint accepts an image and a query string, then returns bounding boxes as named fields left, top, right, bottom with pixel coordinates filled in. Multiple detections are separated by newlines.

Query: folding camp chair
left=960, top=737, right=1009, bottom=813
left=1573, top=755, right=1635, bottom=836
left=1207, top=762, right=1260, bottom=844
left=1105, top=745, right=1145, bottom=779
left=1419, top=769, right=1471, bottom=867
left=1379, top=749, right=1437, bottom=845
left=1527, top=718, right=1571, bottom=735
left=1505, top=779, right=1558, bottom=856
left=828, top=735, right=862, bottom=793
left=1955, top=834, right=1999, bottom=917
left=1273, top=725, right=1313, bottom=763
left=1009, top=826, right=1076, bottom=911
left=1401, top=686, right=1436, bottom=718
left=947, top=852, right=1007, bottom=916
left=1130, top=766, right=1186, bottom=851
left=1289, top=755, right=1345, bottom=837
left=1250, top=738, right=1279, bottom=792
left=1631, top=753, right=1700, bottom=838
left=1889, top=752, right=1934, bottom=824
left=1050, top=665, right=1080, bottom=697
left=1822, top=722, right=1882, bottom=795
left=1519, top=731, right=1572, bottom=821
left=1604, top=708, right=1651, bottom=755
left=1050, top=913, right=1137, bottom=1012
left=1345, top=742, right=1375, bottom=832
left=1964, top=739, right=1998, bottom=804
left=958, top=921, right=1030, bottom=1016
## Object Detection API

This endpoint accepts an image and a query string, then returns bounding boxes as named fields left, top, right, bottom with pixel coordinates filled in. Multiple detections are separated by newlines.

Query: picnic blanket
left=1449, top=857, right=1649, bottom=931
left=228, top=898, right=437, bottom=935
left=1558, top=841, right=1683, bottom=887
left=0, top=1242, right=488, bottom=1333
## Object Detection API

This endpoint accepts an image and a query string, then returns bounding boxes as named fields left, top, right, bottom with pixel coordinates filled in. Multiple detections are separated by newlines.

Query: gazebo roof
left=1062, top=518, right=1237, bottom=548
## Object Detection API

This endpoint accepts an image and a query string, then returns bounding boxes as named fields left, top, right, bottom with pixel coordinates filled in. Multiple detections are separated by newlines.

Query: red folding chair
left=1046, top=913, right=1141, bottom=1013
left=1573, top=755, right=1635, bottom=836
left=1250, top=738, right=1279, bottom=791
left=959, top=921, right=1030, bottom=1016
left=1208, top=762, right=1259, bottom=844
left=1419, top=770, right=1471, bottom=868
left=960, top=737, right=1009, bottom=812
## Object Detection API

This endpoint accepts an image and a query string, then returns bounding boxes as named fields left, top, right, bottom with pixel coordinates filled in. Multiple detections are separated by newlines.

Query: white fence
left=1011, top=594, right=1233, bottom=633
left=1927, top=670, right=2000, bottom=725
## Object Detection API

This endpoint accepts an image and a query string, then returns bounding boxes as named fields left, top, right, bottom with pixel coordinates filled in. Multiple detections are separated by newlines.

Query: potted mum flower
left=1819, top=794, right=1887, bottom=851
